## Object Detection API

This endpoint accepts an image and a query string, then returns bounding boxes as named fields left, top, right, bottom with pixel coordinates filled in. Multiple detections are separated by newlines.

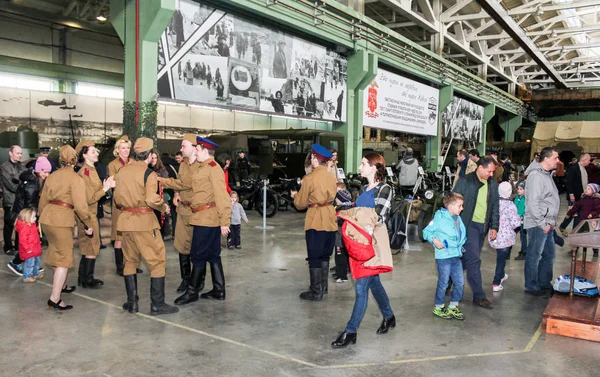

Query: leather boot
left=82, top=258, right=104, bottom=288
left=177, top=253, right=192, bottom=292
left=200, top=262, right=226, bottom=300
left=115, top=248, right=124, bottom=276
left=174, top=264, right=206, bottom=305
left=376, top=315, right=396, bottom=334
left=150, top=277, right=179, bottom=316
left=77, top=255, right=85, bottom=286
left=122, top=274, right=138, bottom=313
left=299, top=268, right=323, bottom=301
left=331, top=331, right=357, bottom=348
left=321, top=261, right=329, bottom=295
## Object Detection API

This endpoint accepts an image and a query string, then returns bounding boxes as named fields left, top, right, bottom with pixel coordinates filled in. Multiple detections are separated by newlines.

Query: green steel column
left=481, top=104, right=495, bottom=155
left=427, top=85, right=453, bottom=172
left=500, top=115, right=523, bottom=143
left=111, top=0, right=175, bottom=141
left=340, top=46, right=377, bottom=173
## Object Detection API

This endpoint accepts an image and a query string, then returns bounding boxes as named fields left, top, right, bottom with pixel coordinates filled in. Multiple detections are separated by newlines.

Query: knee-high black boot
left=321, top=261, right=329, bottom=295
left=174, top=264, right=206, bottom=305
left=177, top=254, right=192, bottom=292
left=77, top=255, right=85, bottom=286
left=200, top=262, right=225, bottom=300
left=299, top=268, right=323, bottom=301
left=115, top=248, right=124, bottom=276
left=150, top=277, right=179, bottom=315
left=81, top=258, right=104, bottom=288
left=122, top=274, right=138, bottom=313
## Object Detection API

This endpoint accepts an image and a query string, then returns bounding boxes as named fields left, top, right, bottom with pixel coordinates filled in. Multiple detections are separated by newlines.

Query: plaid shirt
left=361, top=182, right=394, bottom=224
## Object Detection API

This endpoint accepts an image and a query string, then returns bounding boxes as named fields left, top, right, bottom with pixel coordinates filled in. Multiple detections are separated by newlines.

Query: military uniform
left=108, top=156, right=129, bottom=241
left=114, top=137, right=178, bottom=316
left=39, top=149, right=93, bottom=269
left=174, top=137, right=231, bottom=305
left=293, top=144, right=337, bottom=301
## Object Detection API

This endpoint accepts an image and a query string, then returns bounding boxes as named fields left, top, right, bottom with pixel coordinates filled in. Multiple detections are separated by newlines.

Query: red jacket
left=567, top=194, right=600, bottom=220
left=15, top=220, right=42, bottom=260
left=224, top=170, right=232, bottom=194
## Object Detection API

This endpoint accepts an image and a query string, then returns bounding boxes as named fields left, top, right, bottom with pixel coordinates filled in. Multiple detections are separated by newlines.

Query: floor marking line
left=1, top=270, right=543, bottom=369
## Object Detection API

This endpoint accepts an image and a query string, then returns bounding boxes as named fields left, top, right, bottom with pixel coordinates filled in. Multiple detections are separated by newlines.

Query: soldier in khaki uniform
left=114, top=137, right=178, bottom=316
left=292, top=144, right=337, bottom=301
left=174, top=137, right=231, bottom=305
left=108, top=135, right=142, bottom=276
left=39, top=145, right=94, bottom=311
left=158, top=134, right=199, bottom=292
left=75, top=140, right=114, bottom=289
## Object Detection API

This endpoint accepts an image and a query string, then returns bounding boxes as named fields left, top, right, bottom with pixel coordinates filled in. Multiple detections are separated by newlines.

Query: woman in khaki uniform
left=39, top=145, right=94, bottom=310
left=75, top=140, right=114, bottom=288
left=107, top=136, right=141, bottom=276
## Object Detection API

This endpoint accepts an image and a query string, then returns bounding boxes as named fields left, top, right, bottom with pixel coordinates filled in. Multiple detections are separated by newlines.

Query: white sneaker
left=334, top=278, right=348, bottom=283
left=500, top=274, right=508, bottom=285
left=493, top=284, right=504, bottom=292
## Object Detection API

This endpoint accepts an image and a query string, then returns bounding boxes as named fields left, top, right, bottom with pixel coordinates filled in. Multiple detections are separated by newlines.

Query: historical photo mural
left=441, top=96, right=483, bottom=142
left=157, top=0, right=348, bottom=122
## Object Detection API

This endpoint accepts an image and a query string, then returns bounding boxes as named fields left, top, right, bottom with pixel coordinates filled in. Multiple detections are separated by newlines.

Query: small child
left=513, top=180, right=527, bottom=260
left=562, top=183, right=600, bottom=257
left=489, top=182, right=521, bottom=292
left=423, top=192, right=467, bottom=320
left=14, top=208, right=43, bottom=283
left=333, top=183, right=353, bottom=283
left=228, top=191, right=248, bottom=249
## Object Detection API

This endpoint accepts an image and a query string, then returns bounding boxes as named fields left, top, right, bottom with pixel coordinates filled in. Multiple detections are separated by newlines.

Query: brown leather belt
left=122, top=207, right=153, bottom=213
left=180, top=201, right=192, bottom=207
left=50, top=200, right=74, bottom=209
left=192, top=203, right=216, bottom=213
left=309, top=203, right=333, bottom=208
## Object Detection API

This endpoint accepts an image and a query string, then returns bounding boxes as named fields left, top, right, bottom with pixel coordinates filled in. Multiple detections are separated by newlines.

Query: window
left=76, top=82, right=124, bottom=99
left=0, top=73, right=54, bottom=91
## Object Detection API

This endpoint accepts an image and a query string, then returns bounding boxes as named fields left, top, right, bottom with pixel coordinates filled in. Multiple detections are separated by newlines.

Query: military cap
left=196, top=136, right=219, bottom=150
left=75, top=139, right=95, bottom=155
left=311, top=143, right=333, bottom=161
left=133, top=137, right=154, bottom=153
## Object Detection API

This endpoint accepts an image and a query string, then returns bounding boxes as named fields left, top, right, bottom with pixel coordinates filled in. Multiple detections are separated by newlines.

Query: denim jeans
left=22, top=257, right=40, bottom=279
left=462, top=222, right=487, bottom=301
left=519, top=227, right=528, bottom=253
left=345, top=275, right=394, bottom=333
left=493, top=248, right=510, bottom=285
left=525, top=226, right=556, bottom=291
left=435, top=257, right=464, bottom=306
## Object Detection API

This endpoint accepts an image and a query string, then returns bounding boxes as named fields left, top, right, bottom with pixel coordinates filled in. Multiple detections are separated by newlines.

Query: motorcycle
left=271, top=178, right=307, bottom=212
left=232, top=179, right=279, bottom=218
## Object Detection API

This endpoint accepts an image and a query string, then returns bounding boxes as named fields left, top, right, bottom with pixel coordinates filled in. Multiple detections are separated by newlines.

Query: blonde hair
left=113, top=139, right=132, bottom=157
left=16, top=208, right=36, bottom=224
left=230, top=191, right=238, bottom=199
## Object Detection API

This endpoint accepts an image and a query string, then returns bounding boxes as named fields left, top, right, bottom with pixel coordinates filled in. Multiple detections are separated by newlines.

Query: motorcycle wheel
left=256, top=191, right=279, bottom=218
left=417, top=210, right=433, bottom=242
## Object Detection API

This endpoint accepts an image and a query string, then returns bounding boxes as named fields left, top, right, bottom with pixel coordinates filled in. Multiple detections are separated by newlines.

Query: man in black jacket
left=559, top=153, right=590, bottom=236
left=453, top=156, right=500, bottom=309
left=0, top=145, right=26, bottom=255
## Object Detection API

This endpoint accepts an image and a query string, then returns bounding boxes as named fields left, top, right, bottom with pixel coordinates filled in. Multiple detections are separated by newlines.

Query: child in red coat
left=15, top=208, right=43, bottom=283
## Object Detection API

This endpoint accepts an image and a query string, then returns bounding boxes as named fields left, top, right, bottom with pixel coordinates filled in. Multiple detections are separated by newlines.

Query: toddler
left=15, top=208, right=43, bottom=283
left=489, top=182, right=521, bottom=292
left=228, top=191, right=248, bottom=249
left=562, top=183, right=600, bottom=257
left=513, top=180, right=527, bottom=260
left=423, top=192, right=466, bottom=320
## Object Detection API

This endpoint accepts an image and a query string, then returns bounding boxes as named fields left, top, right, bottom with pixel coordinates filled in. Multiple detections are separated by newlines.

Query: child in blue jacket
left=423, top=192, right=467, bottom=320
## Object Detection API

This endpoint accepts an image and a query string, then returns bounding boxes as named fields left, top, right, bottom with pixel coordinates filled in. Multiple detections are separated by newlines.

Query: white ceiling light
left=551, top=30, right=558, bottom=38
left=536, top=6, right=544, bottom=16
left=96, top=13, right=107, bottom=22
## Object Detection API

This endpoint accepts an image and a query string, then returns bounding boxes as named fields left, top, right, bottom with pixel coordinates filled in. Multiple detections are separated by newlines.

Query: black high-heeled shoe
left=47, top=299, right=73, bottom=311
left=331, top=331, right=357, bottom=348
left=61, top=285, right=76, bottom=293
left=376, top=315, right=396, bottom=334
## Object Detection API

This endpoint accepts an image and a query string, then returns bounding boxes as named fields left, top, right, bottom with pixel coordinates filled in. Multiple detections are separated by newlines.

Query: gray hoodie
left=523, top=166, right=560, bottom=229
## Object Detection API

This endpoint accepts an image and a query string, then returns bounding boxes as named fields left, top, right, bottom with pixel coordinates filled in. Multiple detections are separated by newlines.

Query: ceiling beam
left=378, top=0, right=438, bottom=33
left=508, top=0, right=600, bottom=16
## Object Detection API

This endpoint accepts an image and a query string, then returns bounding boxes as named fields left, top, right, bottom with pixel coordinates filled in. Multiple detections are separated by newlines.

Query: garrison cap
left=133, top=137, right=154, bottom=153
left=59, top=145, right=77, bottom=163
left=312, top=143, right=333, bottom=161
left=183, top=133, right=197, bottom=145
left=75, top=139, right=95, bottom=155
left=196, top=136, right=219, bottom=150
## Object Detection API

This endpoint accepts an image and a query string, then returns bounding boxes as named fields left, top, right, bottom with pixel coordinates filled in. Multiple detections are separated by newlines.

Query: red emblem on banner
left=364, top=81, right=379, bottom=119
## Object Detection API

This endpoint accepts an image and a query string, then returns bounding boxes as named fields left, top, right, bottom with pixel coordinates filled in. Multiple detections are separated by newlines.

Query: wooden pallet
left=542, top=261, right=600, bottom=342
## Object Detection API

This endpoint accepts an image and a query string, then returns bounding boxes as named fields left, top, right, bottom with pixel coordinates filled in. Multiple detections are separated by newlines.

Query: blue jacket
left=423, top=208, right=467, bottom=259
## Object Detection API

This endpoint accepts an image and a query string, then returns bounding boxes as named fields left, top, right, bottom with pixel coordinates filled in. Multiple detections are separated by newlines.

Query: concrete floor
left=1, top=204, right=599, bottom=377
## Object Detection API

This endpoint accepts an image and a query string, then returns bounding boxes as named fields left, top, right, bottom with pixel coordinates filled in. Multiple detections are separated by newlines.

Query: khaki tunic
left=77, top=163, right=105, bottom=256
left=39, top=167, right=93, bottom=268
left=114, top=160, right=167, bottom=277
left=108, top=157, right=130, bottom=241
left=159, top=157, right=199, bottom=255
left=293, top=165, right=337, bottom=231
left=188, top=157, right=231, bottom=227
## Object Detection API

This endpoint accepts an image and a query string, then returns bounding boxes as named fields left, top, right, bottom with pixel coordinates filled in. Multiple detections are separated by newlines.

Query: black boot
left=81, top=258, right=104, bottom=288
left=514, top=251, right=526, bottom=260
left=115, top=248, right=124, bottom=276
left=376, top=315, right=396, bottom=334
left=174, top=264, right=206, bottom=305
left=299, top=268, right=323, bottom=301
left=321, top=261, right=329, bottom=295
left=177, top=253, right=192, bottom=292
left=150, top=277, right=179, bottom=315
left=200, top=262, right=226, bottom=300
left=594, top=249, right=599, bottom=258
left=122, top=274, right=138, bottom=313
left=77, top=255, right=85, bottom=286
left=331, top=331, right=357, bottom=348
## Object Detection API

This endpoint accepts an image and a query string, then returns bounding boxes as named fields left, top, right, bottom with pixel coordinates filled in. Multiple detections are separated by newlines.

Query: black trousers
left=3, top=206, right=17, bottom=251
left=335, top=247, right=349, bottom=280
left=305, top=230, right=335, bottom=268
left=191, top=226, right=221, bottom=265
left=227, top=224, right=241, bottom=247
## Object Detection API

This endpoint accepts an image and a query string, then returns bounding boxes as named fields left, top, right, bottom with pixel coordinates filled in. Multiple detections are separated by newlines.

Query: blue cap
left=311, top=143, right=333, bottom=161
left=196, top=136, right=219, bottom=150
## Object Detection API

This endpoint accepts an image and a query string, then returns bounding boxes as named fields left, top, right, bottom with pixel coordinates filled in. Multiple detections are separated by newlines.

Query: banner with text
left=363, top=69, right=439, bottom=136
